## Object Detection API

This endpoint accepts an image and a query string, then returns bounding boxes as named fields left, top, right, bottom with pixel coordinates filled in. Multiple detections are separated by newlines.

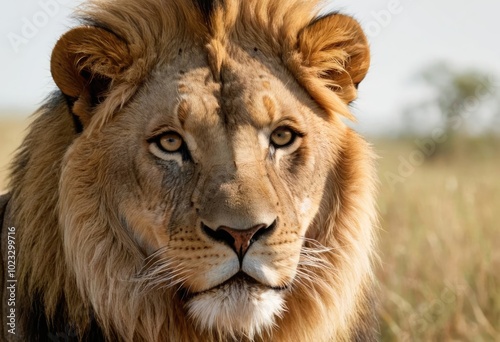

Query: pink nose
left=217, top=225, right=266, bottom=257
left=202, top=222, right=275, bottom=260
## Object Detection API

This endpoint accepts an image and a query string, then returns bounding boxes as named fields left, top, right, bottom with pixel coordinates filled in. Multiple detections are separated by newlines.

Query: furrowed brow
left=176, top=99, right=191, bottom=129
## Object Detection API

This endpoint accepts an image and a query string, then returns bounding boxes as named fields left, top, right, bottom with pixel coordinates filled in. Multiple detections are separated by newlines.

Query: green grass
left=1, top=118, right=499, bottom=340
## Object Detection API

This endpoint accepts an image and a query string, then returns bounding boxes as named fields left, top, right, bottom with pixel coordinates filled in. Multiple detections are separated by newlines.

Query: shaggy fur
left=1, top=0, right=378, bottom=341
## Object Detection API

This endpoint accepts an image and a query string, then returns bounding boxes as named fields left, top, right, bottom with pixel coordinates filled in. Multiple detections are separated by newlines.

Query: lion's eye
left=148, top=131, right=191, bottom=162
left=271, top=127, right=295, bottom=147
left=157, top=132, right=183, bottom=153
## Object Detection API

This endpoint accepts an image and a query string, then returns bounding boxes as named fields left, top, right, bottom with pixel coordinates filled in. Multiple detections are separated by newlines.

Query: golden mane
left=62, top=0, right=365, bottom=127
left=2, top=0, right=377, bottom=341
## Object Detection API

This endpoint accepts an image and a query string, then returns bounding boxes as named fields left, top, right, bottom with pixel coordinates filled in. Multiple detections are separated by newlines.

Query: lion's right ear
left=51, top=27, right=132, bottom=127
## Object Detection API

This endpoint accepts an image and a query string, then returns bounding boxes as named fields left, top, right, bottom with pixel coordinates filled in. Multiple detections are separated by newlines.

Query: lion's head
left=4, top=0, right=377, bottom=341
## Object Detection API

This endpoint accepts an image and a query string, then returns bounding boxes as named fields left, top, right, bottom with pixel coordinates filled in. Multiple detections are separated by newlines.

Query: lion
left=0, top=0, right=378, bottom=340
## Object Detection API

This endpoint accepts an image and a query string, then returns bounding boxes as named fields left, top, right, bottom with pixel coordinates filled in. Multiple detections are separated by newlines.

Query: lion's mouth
left=184, top=272, right=289, bottom=338
left=182, top=272, right=289, bottom=300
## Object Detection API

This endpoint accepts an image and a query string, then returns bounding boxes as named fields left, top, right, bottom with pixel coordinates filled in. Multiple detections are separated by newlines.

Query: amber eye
left=157, top=132, right=183, bottom=152
left=271, top=127, right=295, bottom=147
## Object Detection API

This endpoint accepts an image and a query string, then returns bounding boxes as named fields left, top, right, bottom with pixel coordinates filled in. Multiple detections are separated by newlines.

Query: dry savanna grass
left=0, top=116, right=30, bottom=191
left=0, top=117, right=498, bottom=340
left=376, top=138, right=500, bottom=341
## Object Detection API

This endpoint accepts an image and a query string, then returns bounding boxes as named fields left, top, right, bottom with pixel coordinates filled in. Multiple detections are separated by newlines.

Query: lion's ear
left=51, top=26, right=132, bottom=127
left=296, top=13, right=370, bottom=106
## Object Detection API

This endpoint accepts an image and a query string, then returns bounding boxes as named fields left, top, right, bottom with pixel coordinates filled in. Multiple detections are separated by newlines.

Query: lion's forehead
left=151, top=54, right=298, bottom=124
left=140, top=54, right=303, bottom=160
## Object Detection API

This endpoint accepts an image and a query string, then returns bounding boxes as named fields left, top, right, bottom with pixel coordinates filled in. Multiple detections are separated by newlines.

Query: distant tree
left=410, top=62, right=494, bottom=135
left=403, top=62, right=497, bottom=157
left=493, top=97, right=500, bottom=134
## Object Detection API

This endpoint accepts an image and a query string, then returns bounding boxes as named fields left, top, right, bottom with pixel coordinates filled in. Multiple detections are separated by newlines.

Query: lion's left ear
left=51, top=26, right=133, bottom=128
left=294, top=13, right=370, bottom=108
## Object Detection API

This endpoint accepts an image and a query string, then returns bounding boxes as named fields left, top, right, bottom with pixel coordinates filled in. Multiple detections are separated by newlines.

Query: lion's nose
left=202, top=221, right=276, bottom=261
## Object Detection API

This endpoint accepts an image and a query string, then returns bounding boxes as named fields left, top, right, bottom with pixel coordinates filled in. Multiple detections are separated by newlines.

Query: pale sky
left=1, top=0, right=499, bottom=134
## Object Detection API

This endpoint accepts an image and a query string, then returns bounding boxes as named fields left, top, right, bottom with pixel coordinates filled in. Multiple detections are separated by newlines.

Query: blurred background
left=1, top=0, right=499, bottom=340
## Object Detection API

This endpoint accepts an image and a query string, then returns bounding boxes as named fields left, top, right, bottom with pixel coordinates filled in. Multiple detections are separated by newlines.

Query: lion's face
left=49, top=2, right=374, bottom=340
left=61, top=47, right=342, bottom=337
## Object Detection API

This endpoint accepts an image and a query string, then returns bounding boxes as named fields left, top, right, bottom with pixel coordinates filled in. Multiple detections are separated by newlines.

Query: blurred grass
left=376, top=138, right=500, bottom=341
left=0, top=116, right=29, bottom=191
left=0, top=118, right=499, bottom=340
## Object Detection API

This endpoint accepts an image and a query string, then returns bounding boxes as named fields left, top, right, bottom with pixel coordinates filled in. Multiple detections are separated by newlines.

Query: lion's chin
left=185, top=274, right=285, bottom=339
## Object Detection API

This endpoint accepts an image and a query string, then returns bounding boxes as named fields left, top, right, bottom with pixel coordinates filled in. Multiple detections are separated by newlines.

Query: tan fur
left=4, top=0, right=378, bottom=341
